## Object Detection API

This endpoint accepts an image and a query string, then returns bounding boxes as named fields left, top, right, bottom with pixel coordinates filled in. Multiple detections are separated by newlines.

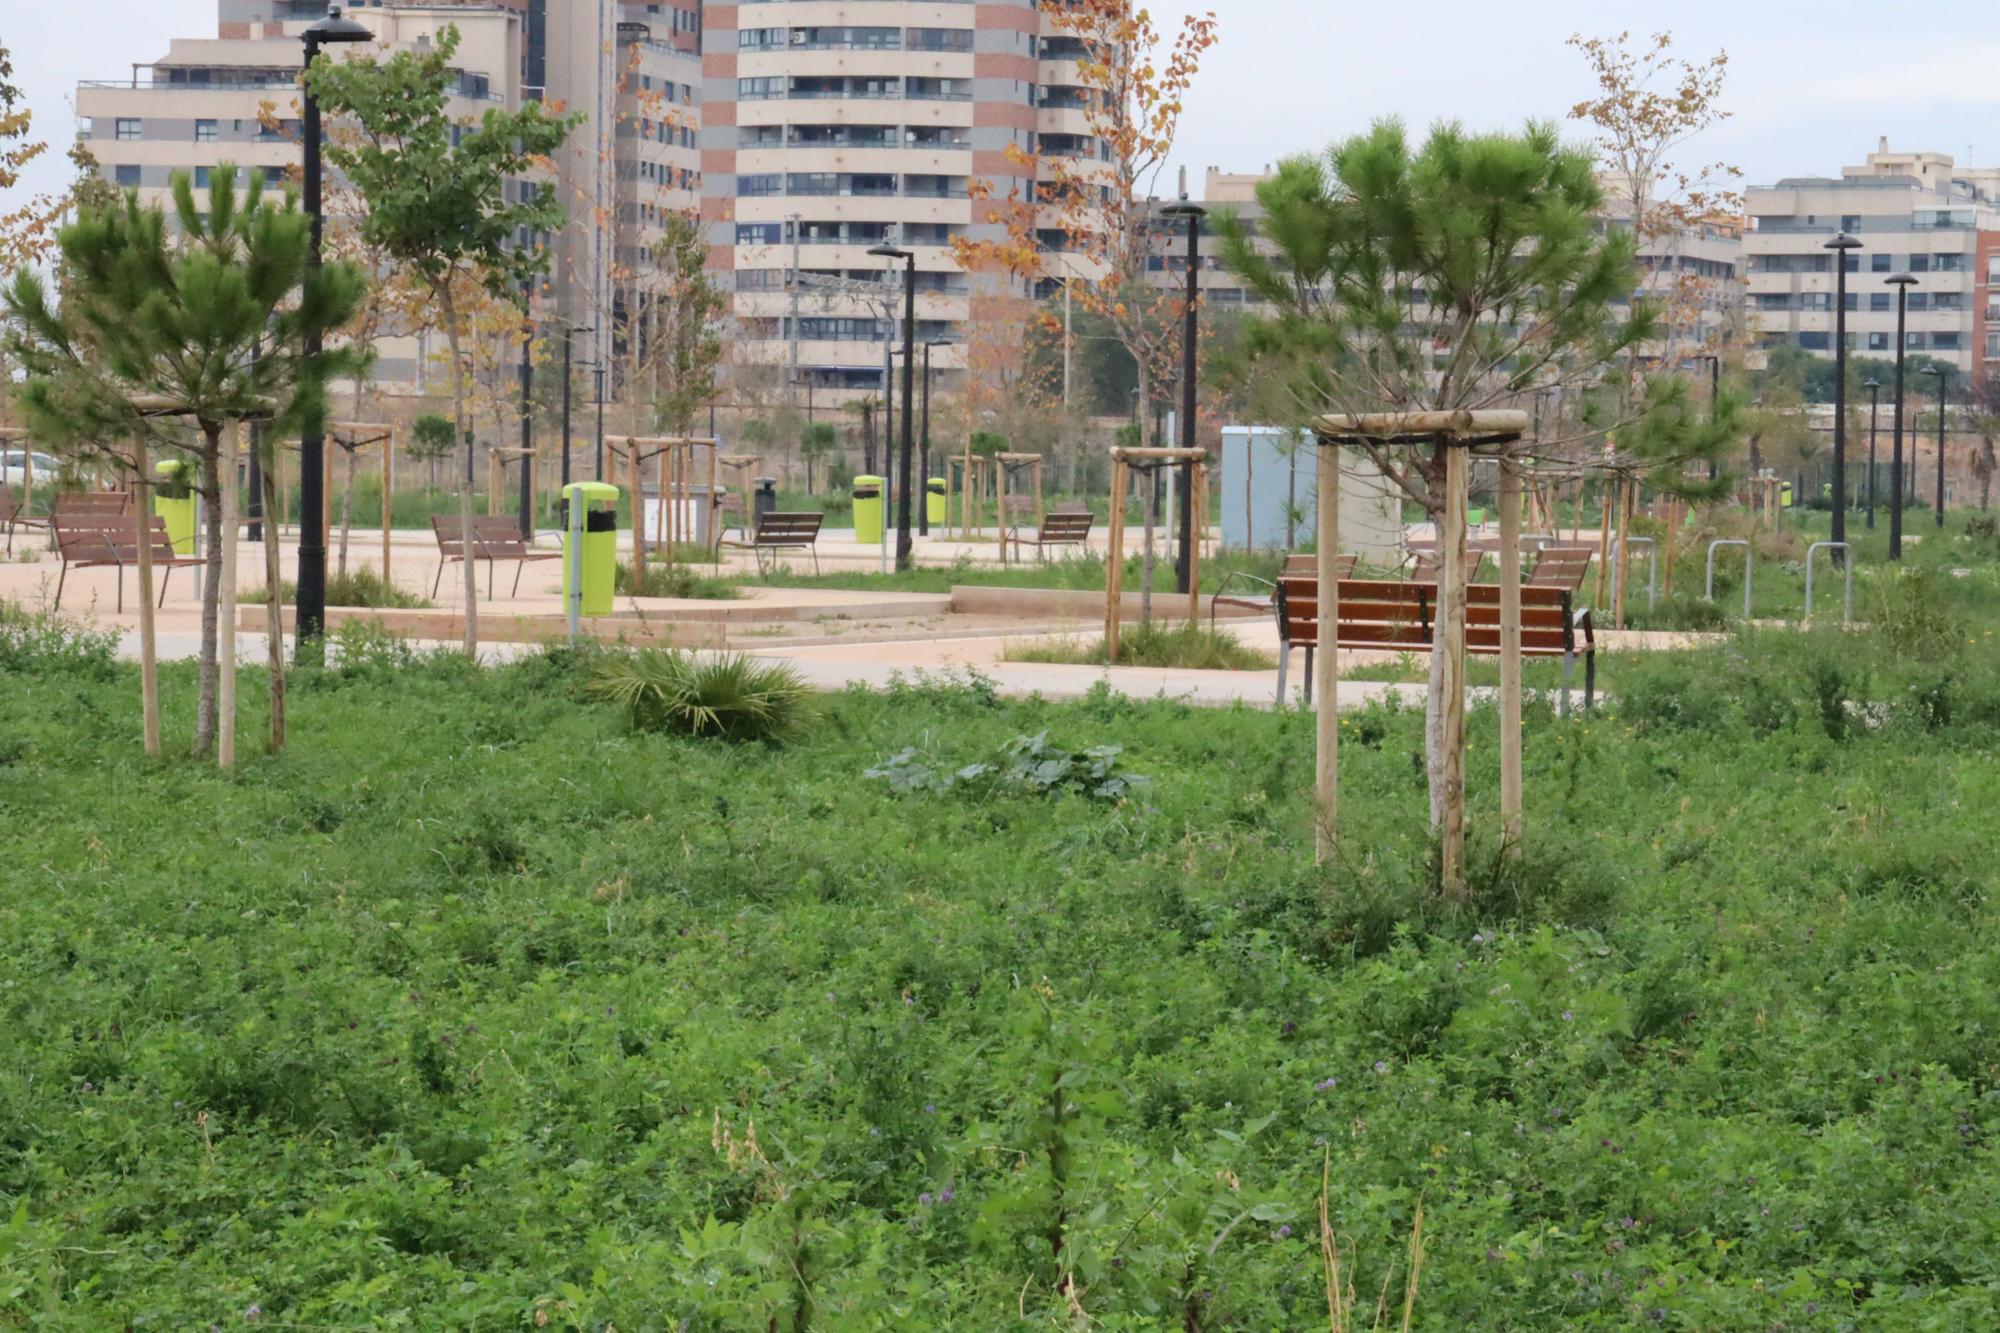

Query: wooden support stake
left=131, top=432, right=160, bottom=757
left=1499, top=456, right=1524, bottom=853
left=1439, top=443, right=1469, bottom=898
left=1186, top=461, right=1204, bottom=626
left=218, top=420, right=240, bottom=769
left=1613, top=480, right=1632, bottom=630
left=1593, top=474, right=1614, bottom=609
left=1104, top=458, right=1127, bottom=660
left=1313, top=441, right=1341, bottom=863
left=996, top=458, right=1009, bottom=567
left=382, top=431, right=394, bottom=585
left=1661, top=495, right=1677, bottom=600
left=629, top=443, right=644, bottom=573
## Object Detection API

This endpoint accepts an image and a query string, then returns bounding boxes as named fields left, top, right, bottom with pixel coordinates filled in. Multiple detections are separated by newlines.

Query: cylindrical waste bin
left=754, top=477, right=778, bottom=525
left=853, top=475, right=884, bottom=544
left=926, top=477, right=947, bottom=526
left=561, top=481, right=620, bottom=617
left=154, top=459, right=197, bottom=555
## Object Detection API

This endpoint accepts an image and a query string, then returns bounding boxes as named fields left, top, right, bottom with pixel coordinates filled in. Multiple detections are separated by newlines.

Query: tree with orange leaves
left=953, top=0, right=1218, bottom=438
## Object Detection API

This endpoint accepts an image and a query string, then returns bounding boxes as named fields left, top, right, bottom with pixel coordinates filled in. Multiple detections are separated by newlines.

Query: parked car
left=1, top=449, right=67, bottom=490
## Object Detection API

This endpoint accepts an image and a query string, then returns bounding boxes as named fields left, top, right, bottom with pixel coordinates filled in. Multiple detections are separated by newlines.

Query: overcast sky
left=6, top=0, right=2000, bottom=214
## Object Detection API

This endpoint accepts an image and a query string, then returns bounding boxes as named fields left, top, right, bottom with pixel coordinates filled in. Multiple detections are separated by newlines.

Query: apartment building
left=76, top=1, right=703, bottom=396
left=699, top=0, right=1100, bottom=398
left=1745, top=140, right=2000, bottom=376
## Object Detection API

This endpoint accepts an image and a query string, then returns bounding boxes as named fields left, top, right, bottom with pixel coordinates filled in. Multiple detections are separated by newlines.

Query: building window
left=736, top=222, right=781, bottom=244
left=738, top=173, right=781, bottom=196
left=1934, top=292, right=1963, bottom=311
left=1907, top=293, right=1929, bottom=312
left=1868, top=332, right=1890, bottom=351
left=1908, top=254, right=1931, bottom=273
left=1933, top=332, right=1960, bottom=350
left=1869, top=292, right=1891, bottom=312
left=1871, top=252, right=1891, bottom=272
left=737, top=77, right=780, bottom=99
left=115, top=118, right=141, bottom=141
left=194, top=118, right=217, bottom=143
left=192, top=166, right=211, bottom=188
left=1937, top=253, right=1965, bottom=272
left=1797, top=331, right=1829, bottom=350
left=114, top=164, right=140, bottom=186
left=1987, top=330, right=2000, bottom=358
left=1753, top=293, right=1789, bottom=311
left=1840, top=215, right=1860, bottom=233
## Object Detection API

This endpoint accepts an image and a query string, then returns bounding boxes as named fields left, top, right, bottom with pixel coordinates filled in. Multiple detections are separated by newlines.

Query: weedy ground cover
left=2, top=583, right=1999, bottom=1327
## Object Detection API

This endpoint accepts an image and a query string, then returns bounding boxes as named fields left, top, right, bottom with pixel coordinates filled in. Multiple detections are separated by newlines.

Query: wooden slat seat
left=52, top=512, right=203, bottom=612
left=1011, top=509, right=1095, bottom=562
left=431, top=514, right=561, bottom=599
left=1274, top=574, right=1595, bottom=714
left=1525, top=544, right=1596, bottom=593
left=722, top=510, right=824, bottom=574
left=54, top=491, right=133, bottom=516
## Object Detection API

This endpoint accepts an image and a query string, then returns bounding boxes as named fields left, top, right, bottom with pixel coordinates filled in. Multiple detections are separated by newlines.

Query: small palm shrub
left=584, top=649, right=812, bottom=742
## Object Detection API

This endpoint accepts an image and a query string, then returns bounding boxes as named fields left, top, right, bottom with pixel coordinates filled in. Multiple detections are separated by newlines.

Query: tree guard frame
left=604, top=435, right=721, bottom=572
left=993, top=451, right=1044, bottom=568
left=946, top=453, right=993, bottom=541
left=328, top=421, right=395, bottom=586
left=714, top=453, right=762, bottom=549
left=1310, top=411, right=1530, bottom=889
left=1102, top=447, right=1207, bottom=662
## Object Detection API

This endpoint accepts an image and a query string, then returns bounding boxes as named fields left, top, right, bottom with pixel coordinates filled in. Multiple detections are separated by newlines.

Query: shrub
left=245, top=569, right=430, bottom=609
left=1865, top=563, right=1963, bottom=656
left=584, top=649, right=811, bottom=741
left=614, top=560, right=739, bottom=600
left=1010, top=621, right=1274, bottom=671
left=0, top=602, right=119, bottom=679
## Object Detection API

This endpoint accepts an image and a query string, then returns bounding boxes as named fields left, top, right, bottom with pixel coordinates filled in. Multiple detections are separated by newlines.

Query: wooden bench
left=53, top=513, right=203, bottom=612
left=1210, top=552, right=1354, bottom=626
left=722, top=510, right=824, bottom=575
left=54, top=491, right=134, bottom=517
left=1273, top=575, right=1595, bottom=714
left=1411, top=546, right=1487, bottom=584
left=1526, top=544, right=1596, bottom=593
left=1011, top=509, right=1096, bottom=562
left=431, top=514, right=562, bottom=599
left=0, top=485, right=44, bottom=555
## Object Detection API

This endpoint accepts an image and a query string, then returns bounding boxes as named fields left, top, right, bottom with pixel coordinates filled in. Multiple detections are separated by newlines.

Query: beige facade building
left=1745, top=140, right=2000, bottom=376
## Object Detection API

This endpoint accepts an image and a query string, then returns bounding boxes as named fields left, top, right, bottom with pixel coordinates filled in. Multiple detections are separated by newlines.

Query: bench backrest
left=1276, top=575, right=1581, bottom=657
left=753, top=511, right=823, bottom=546
left=1526, top=545, right=1595, bottom=592
left=53, top=513, right=178, bottom=564
left=1412, top=548, right=1487, bottom=583
left=1280, top=552, right=1356, bottom=579
left=1036, top=511, right=1095, bottom=543
left=433, top=514, right=537, bottom=559
left=55, top=491, right=131, bottom=516
left=0, top=486, right=19, bottom=522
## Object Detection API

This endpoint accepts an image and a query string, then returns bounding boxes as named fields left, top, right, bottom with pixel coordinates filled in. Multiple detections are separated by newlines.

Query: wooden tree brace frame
left=329, top=421, right=396, bottom=584
left=1102, top=447, right=1207, bottom=662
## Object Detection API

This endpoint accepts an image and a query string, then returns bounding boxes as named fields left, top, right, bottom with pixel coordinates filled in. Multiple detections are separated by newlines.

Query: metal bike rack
left=1706, top=539, right=1752, bottom=618
left=1611, top=536, right=1657, bottom=612
left=1804, top=541, right=1852, bottom=625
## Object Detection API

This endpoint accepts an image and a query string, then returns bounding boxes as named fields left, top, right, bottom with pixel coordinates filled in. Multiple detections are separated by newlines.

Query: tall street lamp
left=297, top=4, right=372, bottom=651
left=920, top=337, right=949, bottom=536
left=516, top=280, right=535, bottom=539
left=868, top=244, right=917, bottom=570
left=1161, top=197, right=1206, bottom=595
left=1697, top=353, right=1722, bottom=479
left=1886, top=273, right=1917, bottom=560
left=1920, top=363, right=1951, bottom=528
left=588, top=363, right=608, bottom=481
left=1825, top=233, right=1860, bottom=547
left=1862, top=377, right=1880, bottom=530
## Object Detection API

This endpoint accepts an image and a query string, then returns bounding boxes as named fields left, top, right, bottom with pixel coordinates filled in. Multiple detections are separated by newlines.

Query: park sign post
left=1310, top=411, right=1530, bottom=893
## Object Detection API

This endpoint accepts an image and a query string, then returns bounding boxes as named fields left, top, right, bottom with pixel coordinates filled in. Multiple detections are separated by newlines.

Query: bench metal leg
left=431, top=559, right=445, bottom=600
left=487, top=557, right=495, bottom=601
left=1584, top=652, right=1596, bottom=712
left=1275, top=641, right=1288, bottom=704
left=1560, top=651, right=1573, bottom=719
left=513, top=560, right=525, bottom=597
left=1303, top=645, right=1315, bottom=707
left=158, top=565, right=172, bottom=609
left=55, top=562, right=66, bottom=611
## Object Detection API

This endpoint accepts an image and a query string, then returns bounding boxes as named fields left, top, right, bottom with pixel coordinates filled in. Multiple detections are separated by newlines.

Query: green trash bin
left=853, top=476, right=884, bottom=544
left=926, top=477, right=947, bottom=526
left=154, top=459, right=197, bottom=555
left=561, top=481, right=619, bottom=617
left=1780, top=482, right=1794, bottom=509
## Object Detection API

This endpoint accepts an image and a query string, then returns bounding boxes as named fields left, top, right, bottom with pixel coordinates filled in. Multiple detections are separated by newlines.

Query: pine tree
left=4, top=167, right=365, bottom=760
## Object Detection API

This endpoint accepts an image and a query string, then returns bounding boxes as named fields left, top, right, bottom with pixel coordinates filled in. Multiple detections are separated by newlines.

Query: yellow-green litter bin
left=1780, top=482, right=1794, bottom=509
left=154, top=459, right=197, bottom=555
left=561, top=481, right=619, bottom=617
left=853, top=476, right=884, bottom=544
left=926, top=477, right=947, bottom=526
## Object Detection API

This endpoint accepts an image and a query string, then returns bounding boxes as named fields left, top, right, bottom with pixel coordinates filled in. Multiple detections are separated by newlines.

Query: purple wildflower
left=1315, top=1077, right=1339, bottom=1092
left=1561, top=1010, right=1574, bottom=1023
left=940, top=1186, right=955, bottom=1203
left=1277, top=1224, right=1292, bottom=1239
left=244, top=1305, right=262, bottom=1322
left=919, top=1192, right=933, bottom=1206
left=1373, top=1060, right=1387, bottom=1074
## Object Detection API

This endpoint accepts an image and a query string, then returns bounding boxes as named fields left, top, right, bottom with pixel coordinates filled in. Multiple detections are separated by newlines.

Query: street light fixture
left=297, top=3, right=373, bottom=652
left=867, top=244, right=917, bottom=570
left=1885, top=273, right=1918, bottom=560
left=1919, top=363, right=1951, bottom=528
left=1824, top=233, right=1861, bottom=547
left=1862, top=377, right=1880, bottom=530
left=1161, top=197, right=1206, bottom=595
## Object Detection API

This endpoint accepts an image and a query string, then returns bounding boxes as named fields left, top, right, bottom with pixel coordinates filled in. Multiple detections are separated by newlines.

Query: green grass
left=1009, top=620, right=1276, bottom=671
left=4, top=565, right=2000, bottom=1325
left=612, top=559, right=739, bottom=600
left=244, top=567, right=431, bottom=609
left=758, top=547, right=1294, bottom=596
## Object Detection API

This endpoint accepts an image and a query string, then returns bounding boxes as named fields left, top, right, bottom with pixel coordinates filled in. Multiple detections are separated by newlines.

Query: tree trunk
left=217, top=421, right=240, bottom=769
left=442, top=288, right=479, bottom=656
left=132, top=433, right=161, bottom=758
left=193, top=430, right=224, bottom=757
left=1979, top=437, right=1995, bottom=511
left=1136, top=364, right=1154, bottom=626
left=262, top=444, right=286, bottom=754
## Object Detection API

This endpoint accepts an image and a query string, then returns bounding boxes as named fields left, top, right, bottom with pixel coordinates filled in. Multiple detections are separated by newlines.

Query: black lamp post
left=1862, top=377, right=1880, bottom=529
left=297, top=3, right=372, bottom=651
left=1920, top=363, right=1951, bottom=528
left=1886, top=273, right=1917, bottom=560
left=1825, top=234, right=1860, bottom=546
left=516, top=280, right=535, bottom=539
left=920, top=337, right=948, bottom=536
left=590, top=363, right=607, bottom=481
left=1161, top=198, right=1206, bottom=595
left=1696, top=353, right=1722, bottom=479
left=868, top=244, right=917, bottom=570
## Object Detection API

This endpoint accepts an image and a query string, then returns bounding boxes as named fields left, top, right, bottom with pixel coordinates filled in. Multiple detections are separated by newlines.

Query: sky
left=6, top=0, right=2000, bottom=215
